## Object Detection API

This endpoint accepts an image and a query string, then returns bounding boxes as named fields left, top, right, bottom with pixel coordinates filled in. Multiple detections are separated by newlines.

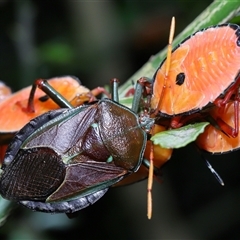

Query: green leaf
left=151, top=122, right=209, bottom=149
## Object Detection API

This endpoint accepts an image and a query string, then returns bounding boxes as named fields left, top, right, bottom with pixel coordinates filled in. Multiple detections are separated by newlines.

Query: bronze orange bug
left=149, top=18, right=240, bottom=188
left=0, top=76, right=109, bottom=166
left=150, top=18, right=240, bottom=137
left=0, top=78, right=149, bottom=216
left=0, top=75, right=108, bottom=145
left=0, top=74, right=173, bottom=220
left=132, top=17, right=240, bottom=216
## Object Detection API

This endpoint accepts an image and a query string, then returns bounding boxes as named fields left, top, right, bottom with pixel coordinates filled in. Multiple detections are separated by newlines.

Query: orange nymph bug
left=0, top=76, right=107, bottom=144
left=151, top=23, right=240, bottom=118
left=135, top=17, right=240, bottom=217
left=150, top=20, right=240, bottom=142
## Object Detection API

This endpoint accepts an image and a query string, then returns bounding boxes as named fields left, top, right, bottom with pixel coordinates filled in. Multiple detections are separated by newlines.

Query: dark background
left=1, top=1, right=240, bottom=239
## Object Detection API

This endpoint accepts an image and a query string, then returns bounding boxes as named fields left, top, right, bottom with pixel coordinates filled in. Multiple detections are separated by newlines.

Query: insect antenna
left=147, top=136, right=154, bottom=219
left=146, top=17, right=175, bottom=219
left=156, top=16, right=175, bottom=112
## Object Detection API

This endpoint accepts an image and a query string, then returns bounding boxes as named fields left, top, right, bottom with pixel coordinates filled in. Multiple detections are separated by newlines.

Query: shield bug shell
left=151, top=23, right=240, bottom=117
left=0, top=98, right=146, bottom=213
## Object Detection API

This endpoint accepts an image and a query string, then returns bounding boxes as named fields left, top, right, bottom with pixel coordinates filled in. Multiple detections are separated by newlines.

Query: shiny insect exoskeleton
left=0, top=80, right=147, bottom=214
left=152, top=23, right=240, bottom=117
left=138, top=21, right=239, bottom=141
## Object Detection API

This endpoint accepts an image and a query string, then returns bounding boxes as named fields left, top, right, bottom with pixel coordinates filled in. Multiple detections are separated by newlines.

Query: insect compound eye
left=0, top=147, right=66, bottom=201
left=176, top=72, right=185, bottom=85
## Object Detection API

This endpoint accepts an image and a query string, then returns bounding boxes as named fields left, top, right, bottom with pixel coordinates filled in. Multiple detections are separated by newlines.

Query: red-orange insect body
left=151, top=24, right=240, bottom=117
left=196, top=100, right=240, bottom=153
left=0, top=76, right=91, bottom=134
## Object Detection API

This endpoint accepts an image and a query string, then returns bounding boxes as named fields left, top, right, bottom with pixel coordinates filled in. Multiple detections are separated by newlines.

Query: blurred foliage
left=1, top=1, right=240, bottom=240
left=38, top=41, right=75, bottom=65
left=0, top=0, right=214, bottom=90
